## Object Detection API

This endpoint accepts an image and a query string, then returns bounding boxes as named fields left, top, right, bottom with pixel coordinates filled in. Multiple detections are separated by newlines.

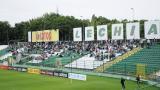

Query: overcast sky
left=0, top=0, right=160, bottom=26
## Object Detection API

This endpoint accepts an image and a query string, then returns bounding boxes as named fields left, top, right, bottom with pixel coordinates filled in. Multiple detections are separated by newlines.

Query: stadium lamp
left=131, top=8, right=135, bottom=21
left=80, top=16, right=85, bottom=51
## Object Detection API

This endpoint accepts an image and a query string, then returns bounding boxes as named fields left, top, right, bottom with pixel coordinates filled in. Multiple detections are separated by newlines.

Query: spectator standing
left=136, top=75, right=141, bottom=88
left=121, top=77, right=126, bottom=90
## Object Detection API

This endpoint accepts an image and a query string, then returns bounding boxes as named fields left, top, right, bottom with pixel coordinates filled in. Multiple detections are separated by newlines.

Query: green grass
left=0, top=70, right=159, bottom=90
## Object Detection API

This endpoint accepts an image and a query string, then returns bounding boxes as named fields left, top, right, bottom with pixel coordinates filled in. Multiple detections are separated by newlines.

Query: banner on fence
left=0, top=65, right=9, bottom=70
left=40, top=70, right=54, bottom=76
left=12, top=67, right=27, bottom=72
left=68, top=73, right=87, bottom=81
left=58, top=72, right=68, bottom=78
left=27, top=68, right=40, bottom=74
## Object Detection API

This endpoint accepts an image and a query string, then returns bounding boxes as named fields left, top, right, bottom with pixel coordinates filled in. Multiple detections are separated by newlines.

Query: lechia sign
left=28, top=21, right=160, bottom=42
left=72, top=21, right=160, bottom=41
left=145, top=21, right=160, bottom=39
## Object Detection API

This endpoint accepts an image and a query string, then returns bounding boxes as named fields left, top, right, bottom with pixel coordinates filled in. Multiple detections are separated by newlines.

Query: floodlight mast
left=80, top=16, right=85, bottom=51
left=131, top=8, right=135, bottom=21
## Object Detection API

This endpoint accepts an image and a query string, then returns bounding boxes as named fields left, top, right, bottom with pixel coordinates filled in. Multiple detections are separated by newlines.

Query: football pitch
left=0, top=70, right=159, bottom=90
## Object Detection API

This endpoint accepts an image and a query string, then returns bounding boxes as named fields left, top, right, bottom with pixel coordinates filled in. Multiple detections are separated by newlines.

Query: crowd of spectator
left=7, top=38, right=157, bottom=63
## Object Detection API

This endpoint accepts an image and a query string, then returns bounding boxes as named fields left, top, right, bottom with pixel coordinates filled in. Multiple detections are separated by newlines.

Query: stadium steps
left=94, top=47, right=141, bottom=72
left=39, top=52, right=82, bottom=66
left=26, top=51, right=89, bottom=67
left=64, top=54, right=107, bottom=69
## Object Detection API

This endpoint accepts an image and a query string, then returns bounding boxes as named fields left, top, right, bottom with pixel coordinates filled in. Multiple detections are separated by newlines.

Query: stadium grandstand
left=0, top=21, right=160, bottom=90
left=0, top=39, right=160, bottom=90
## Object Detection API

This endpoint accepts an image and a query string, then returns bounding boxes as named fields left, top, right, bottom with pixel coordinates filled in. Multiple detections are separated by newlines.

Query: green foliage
left=0, top=21, right=10, bottom=44
left=0, top=13, right=148, bottom=44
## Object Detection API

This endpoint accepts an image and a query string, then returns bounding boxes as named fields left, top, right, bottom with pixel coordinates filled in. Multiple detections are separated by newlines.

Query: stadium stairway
left=26, top=51, right=89, bottom=67
left=65, top=54, right=109, bottom=70
left=94, top=47, right=141, bottom=72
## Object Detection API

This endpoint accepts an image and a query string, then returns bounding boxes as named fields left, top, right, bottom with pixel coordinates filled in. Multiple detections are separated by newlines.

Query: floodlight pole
left=131, top=8, right=135, bottom=21
left=80, top=16, right=85, bottom=51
